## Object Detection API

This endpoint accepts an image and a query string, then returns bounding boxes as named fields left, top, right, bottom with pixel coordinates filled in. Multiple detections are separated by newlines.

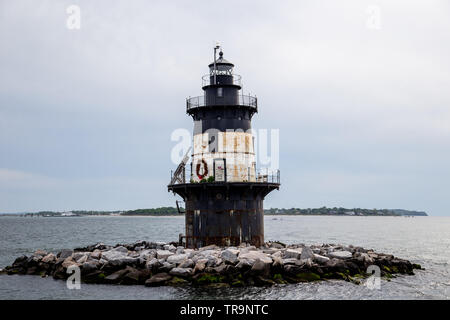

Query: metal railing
left=170, top=168, right=280, bottom=184
left=186, top=94, right=257, bottom=111
left=255, top=169, right=281, bottom=184
left=202, top=74, right=242, bottom=87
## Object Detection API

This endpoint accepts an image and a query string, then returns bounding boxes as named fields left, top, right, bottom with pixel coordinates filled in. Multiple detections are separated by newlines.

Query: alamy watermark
left=364, top=265, right=381, bottom=290
left=170, top=128, right=280, bottom=172
left=66, top=265, right=81, bottom=289
left=366, top=5, right=382, bottom=30
left=66, top=5, right=81, bottom=30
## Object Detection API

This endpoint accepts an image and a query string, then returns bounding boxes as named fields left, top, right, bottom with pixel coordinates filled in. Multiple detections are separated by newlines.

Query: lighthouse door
left=214, top=158, right=226, bottom=182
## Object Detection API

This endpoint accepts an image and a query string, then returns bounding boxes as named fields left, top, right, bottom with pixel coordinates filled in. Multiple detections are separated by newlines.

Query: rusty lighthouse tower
left=168, top=46, right=280, bottom=248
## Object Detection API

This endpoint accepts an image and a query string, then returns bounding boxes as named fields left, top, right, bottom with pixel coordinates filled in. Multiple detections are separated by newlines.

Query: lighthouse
left=169, top=46, right=280, bottom=248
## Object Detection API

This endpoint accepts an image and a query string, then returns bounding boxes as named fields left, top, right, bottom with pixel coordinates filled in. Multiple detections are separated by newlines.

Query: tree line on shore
left=264, top=207, right=427, bottom=216
left=7, top=207, right=427, bottom=217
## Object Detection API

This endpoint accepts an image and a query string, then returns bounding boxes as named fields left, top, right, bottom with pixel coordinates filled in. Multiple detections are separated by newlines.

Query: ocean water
left=0, top=215, right=449, bottom=300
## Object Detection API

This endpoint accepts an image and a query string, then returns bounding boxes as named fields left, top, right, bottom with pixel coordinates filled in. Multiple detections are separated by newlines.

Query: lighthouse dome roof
left=208, top=51, right=234, bottom=67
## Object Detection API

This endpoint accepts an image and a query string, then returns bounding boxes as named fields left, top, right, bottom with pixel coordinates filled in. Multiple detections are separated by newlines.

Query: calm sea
left=0, top=215, right=449, bottom=299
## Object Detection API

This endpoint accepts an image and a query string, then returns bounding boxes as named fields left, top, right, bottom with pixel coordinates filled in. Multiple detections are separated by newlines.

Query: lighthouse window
left=217, top=88, right=223, bottom=97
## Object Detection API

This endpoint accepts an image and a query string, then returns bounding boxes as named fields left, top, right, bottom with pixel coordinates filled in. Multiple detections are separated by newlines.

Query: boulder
left=251, top=259, right=270, bottom=276
left=156, top=250, right=174, bottom=260
left=282, top=258, right=299, bottom=265
left=240, top=246, right=257, bottom=254
left=301, top=258, right=314, bottom=268
left=76, top=254, right=88, bottom=264
left=62, top=257, right=78, bottom=269
left=34, top=249, right=47, bottom=257
left=269, top=242, right=285, bottom=249
left=90, top=250, right=102, bottom=260
left=92, top=243, right=107, bottom=250
left=179, top=259, right=194, bottom=269
left=360, top=253, right=374, bottom=263
left=160, top=262, right=176, bottom=273
left=283, top=264, right=303, bottom=276
left=82, top=270, right=103, bottom=283
left=163, top=244, right=177, bottom=252
left=221, top=249, right=240, bottom=264
left=37, top=260, right=51, bottom=272
left=128, top=252, right=140, bottom=258
left=146, top=258, right=162, bottom=272
left=193, top=259, right=208, bottom=273
left=223, top=264, right=238, bottom=275
left=300, top=247, right=314, bottom=260
left=12, top=255, right=28, bottom=268
left=235, top=259, right=255, bottom=271
left=72, top=252, right=86, bottom=261
left=112, top=246, right=128, bottom=254
left=313, top=254, right=330, bottom=264
left=104, top=268, right=130, bottom=283
left=284, top=249, right=302, bottom=259
left=328, top=251, right=353, bottom=260
left=52, top=266, right=67, bottom=279
left=367, top=252, right=379, bottom=259
left=101, top=250, right=124, bottom=261
left=198, top=249, right=219, bottom=258
left=121, top=268, right=145, bottom=285
left=198, top=244, right=219, bottom=251
left=254, top=276, right=275, bottom=286
left=167, top=254, right=188, bottom=265
left=27, top=255, right=42, bottom=267
left=271, top=251, right=283, bottom=259
left=272, top=256, right=284, bottom=273
left=206, top=257, right=222, bottom=268
left=169, top=267, right=192, bottom=277
left=213, top=264, right=227, bottom=274
left=81, top=262, right=99, bottom=275
left=101, top=250, right=138, bottom=266
left=58, top=249, right=73, bottom=259
left=239, top=251, right=272, bottom=264
left=325, top=258, right=348, bottom=273
left=262, top=249, right=279, bottom=255
left=154, top=242, right=165, bottom=249
left=145, top=273, right=172, bottom=287
left=41, top=253, right=56, bottom=264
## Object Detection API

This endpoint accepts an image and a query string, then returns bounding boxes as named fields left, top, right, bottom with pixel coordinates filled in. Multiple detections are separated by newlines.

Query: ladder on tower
left=170, top=147, right=191, bottom=185
left=176, top=200, right=185, bottom=214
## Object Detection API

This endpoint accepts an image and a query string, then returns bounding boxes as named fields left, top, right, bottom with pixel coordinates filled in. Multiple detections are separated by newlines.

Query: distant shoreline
left=0, top=214, right=429, bottom=217
left=0, top=206, right=428, bottom=217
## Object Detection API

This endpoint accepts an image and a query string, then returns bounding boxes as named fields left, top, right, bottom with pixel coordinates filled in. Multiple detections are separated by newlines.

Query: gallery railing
left=170, top=168, right=280, bottom=184
left=186, top=94, right=257, bottom=112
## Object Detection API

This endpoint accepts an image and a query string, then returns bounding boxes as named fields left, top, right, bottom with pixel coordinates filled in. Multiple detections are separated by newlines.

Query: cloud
left=0, top=168, right=169, bottom=212
left=0, top=0, right=449, bottom=215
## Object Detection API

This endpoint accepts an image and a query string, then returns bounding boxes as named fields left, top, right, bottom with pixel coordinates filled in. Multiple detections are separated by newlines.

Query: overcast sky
left=1, top=0, right=449, bottom=215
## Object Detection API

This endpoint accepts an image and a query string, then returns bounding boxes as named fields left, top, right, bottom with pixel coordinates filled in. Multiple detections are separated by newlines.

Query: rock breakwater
left=0, top=241, right=422, bottom=287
